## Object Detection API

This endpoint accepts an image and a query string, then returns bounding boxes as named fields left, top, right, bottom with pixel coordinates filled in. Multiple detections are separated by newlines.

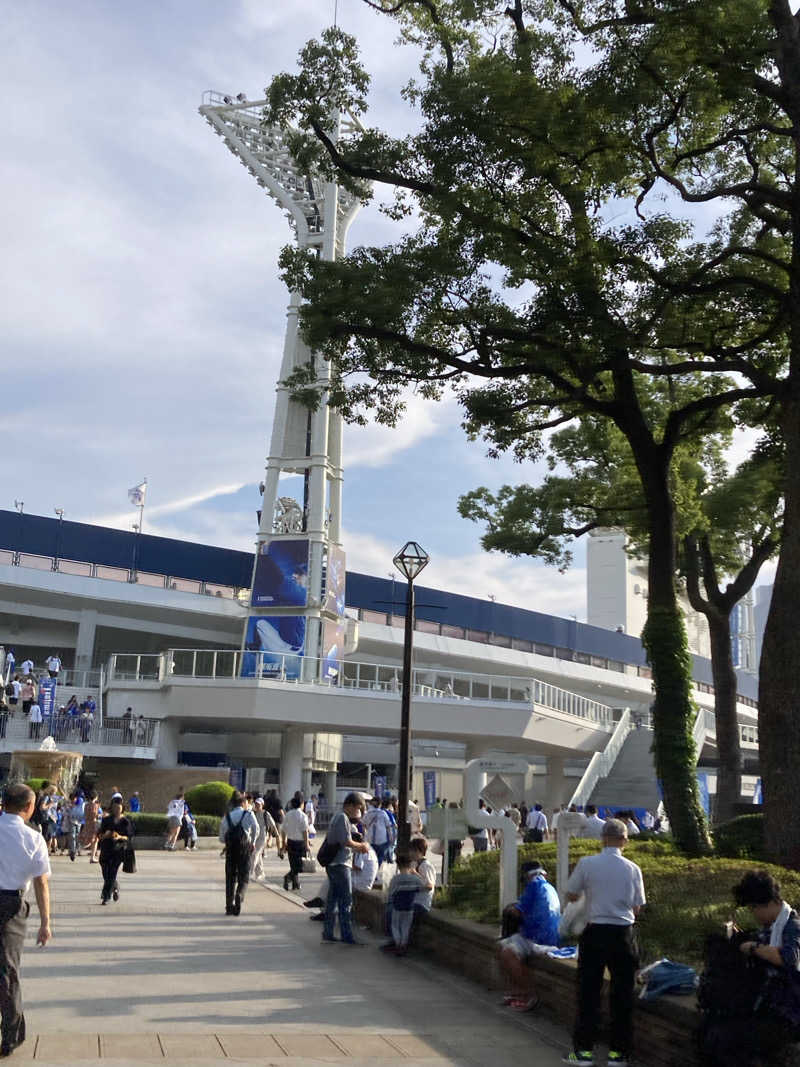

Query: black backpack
left=4, top=683, right=13, bottom=697
left=224, top=810, right=249, bottom=849
left=697, top=931, right=768, bottom=1020
left=317, top=834, right=339, bottom=868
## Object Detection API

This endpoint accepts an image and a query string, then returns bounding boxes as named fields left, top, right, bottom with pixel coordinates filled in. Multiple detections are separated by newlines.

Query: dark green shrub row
left=712, top=813, right=766, bottom=860
left=184, top=781, right=235, bottom=816
left=128, top=812, right=220, bottom=837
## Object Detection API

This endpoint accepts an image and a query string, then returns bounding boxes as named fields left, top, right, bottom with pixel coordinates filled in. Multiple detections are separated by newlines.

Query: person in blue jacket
left=498, top=861, right=561, bottom=1011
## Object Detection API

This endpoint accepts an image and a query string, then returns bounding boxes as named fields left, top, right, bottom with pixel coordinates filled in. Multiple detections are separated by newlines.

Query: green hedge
left=128, top=812, right=220, bottom=837
left=713, top=813, right=766, bottom=861
left=439, top=838, right=800, bottom=969
left=184, top=781, right=235, bottom=816
left=25, top=778, right=47, bottom=793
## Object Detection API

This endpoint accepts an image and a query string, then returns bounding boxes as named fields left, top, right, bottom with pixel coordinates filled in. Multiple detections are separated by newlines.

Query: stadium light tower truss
left=199, top=90, right=368, bottom=675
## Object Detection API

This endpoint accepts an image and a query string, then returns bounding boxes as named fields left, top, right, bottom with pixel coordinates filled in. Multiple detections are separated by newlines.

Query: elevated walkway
left=0, top=714, right=160, bottom=762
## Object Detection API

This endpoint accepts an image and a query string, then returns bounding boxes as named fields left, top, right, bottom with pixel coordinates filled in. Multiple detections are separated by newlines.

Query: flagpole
left=138, top=478, right=147, bottom=536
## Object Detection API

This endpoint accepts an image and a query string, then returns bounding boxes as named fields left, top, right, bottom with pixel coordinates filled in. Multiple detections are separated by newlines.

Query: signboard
left=39, top=677, right=58, bottom=719
left=251, top=539, right=309, bottom=609
left=479, top=773, right=516, bottom=812
left=470, top=757, right=529, bottom=776
left=324, top=544, right=346, bottom=617
left=423, top=770, right=437, bottom=810
left=242, top=615, right=306, bottom=679
left=425, top=807, right=469, bottom=841
left=321, top=618, right=345, bottom=681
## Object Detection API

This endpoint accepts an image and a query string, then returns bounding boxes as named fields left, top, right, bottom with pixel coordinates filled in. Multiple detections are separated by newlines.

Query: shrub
left=713, top=813, right=766, bottom=861
left=128, top=812, right=220, bottom=837
left=184, top=781, right=235, bottom=816
left=437, top=837, right=800, bottom=969
left=25, top=778, right=46, bottom=793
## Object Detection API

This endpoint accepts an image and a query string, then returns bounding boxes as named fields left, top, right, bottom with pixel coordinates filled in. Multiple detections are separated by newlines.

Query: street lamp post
left=53, top=508, right=64, bottom=571
left=393, top=540, right=429, bottom=853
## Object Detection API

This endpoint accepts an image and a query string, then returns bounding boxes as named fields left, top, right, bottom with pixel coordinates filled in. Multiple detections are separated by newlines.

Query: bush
left=713, top=813, right=766, bottom=860
left=129, top=812, right=220, bottom=837
left=184, top=781, right=235, bottom=816
left=25, top=778, right=46, bottom=793
left=437, top=837, right=800, bottom=969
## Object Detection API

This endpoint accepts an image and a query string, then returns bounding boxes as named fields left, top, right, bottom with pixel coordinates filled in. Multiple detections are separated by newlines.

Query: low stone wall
left=354, top=890, right=701, bottom=1067
left=131, top=835, right=220, bottom=851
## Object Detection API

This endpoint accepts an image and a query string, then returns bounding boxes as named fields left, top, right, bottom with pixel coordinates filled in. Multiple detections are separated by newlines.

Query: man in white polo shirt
left=562, top=818, right=645, bottom=1067
left=0, top=783, right=52, bottom=1057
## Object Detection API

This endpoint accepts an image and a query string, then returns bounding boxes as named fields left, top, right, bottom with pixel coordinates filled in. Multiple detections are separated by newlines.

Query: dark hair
left=395, top=852, right=412, bottom=867
left=3, top=783, right=34, bottom=813
left=733, top=870, right=782, bottom=908
left=410, top=837, right=428, bottom=856
left=534, top=803, right=543, bottom=812
left=230, top=791, right=244, bottom=808
left=290, top=796, right=302, bottom=809
left=586, top=804, right=597, bottom=815
left=343, top=792, right=363, bottom=808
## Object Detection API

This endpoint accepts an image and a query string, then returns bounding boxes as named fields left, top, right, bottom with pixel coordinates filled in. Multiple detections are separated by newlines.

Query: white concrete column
left=545, top=755, right=570, bottom=808
left=280, top=728, right=305, bottom=800
left=153, top=719, right=181, bottom=768
left=301, top=766, right=313, bottom=798
left=324, top=769, right=338, bottom=808
left=74, top=609, right=98, bottom=671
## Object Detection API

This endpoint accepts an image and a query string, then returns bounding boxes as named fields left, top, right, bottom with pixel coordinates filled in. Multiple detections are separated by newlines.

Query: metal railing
left=106, top=649, right=616, bottom=727
left=568, top=708, right=633, bottom=809
left=0, top=712, right=159, bottom=749
left=3, top=665, right=102, bottom=690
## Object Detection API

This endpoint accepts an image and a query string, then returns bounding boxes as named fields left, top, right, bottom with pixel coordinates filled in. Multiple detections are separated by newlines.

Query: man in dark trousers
left=0, top=783, right=52, bottom=1057
left=562, top=818, right=645, bottom=1067
left=218, top=792, right=258, bottom=916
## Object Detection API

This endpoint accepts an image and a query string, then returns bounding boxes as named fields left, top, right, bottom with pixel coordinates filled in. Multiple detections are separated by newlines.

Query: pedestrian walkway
left=14, top=850, right=574, bottom=1066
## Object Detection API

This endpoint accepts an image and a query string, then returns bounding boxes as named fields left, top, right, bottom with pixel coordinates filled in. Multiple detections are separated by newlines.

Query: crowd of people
left=0, top=649, right=101, bottom=743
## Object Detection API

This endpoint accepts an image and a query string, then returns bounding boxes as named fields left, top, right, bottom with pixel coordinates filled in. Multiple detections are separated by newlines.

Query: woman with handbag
left=97, top=797, right=134, bottom=905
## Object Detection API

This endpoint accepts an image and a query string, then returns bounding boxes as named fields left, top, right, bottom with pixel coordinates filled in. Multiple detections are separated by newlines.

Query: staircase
left=590, top=728, right=661, bottom=811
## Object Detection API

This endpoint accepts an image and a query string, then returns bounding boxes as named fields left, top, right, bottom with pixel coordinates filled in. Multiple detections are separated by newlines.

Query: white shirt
left=218, top=807, right=259, bottom=844
left=29, top=703, right=42, bottom=723
left=526, top=809, right=548, bottom=833
left=46, top=657, right=61, bottom=672
left=10, top=681, right=20, bottom=699
left=581, top=814, right=606, bottom=839
left=283, top=807, right=308, bottom=841
left=166, top=798, right=185, bottom=819
left=0, top=812, right=51, bottom=891
left=626, top=819, right=640, bottom=835
left=415, top=858, right=436, bottom=910
left=364, top=806, right=392, bottom=846
left=20, top=660, right=34, bottom=676
left=566, top=846, right=646, bottom=926
left=304, top=800, right=315, bottom=827
left=352, top=845, right=379, bottom=890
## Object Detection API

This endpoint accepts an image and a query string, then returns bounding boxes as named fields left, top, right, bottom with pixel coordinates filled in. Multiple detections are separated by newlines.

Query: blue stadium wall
left=0, top=509, right=758, bottom=701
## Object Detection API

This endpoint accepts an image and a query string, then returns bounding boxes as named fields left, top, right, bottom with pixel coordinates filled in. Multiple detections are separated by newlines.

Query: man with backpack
left=218, top=792, right=258, bottom=916
left=318, top=793, right=369, bottom=944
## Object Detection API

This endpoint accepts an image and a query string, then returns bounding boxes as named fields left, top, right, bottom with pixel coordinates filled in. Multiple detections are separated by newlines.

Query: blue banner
left=423, top=770, right=437, bottom=810
left=753, top=778, right=763, bottom=805
left=322, top=618, right=345, bottom=681
left=39, top=677, right=58, bottom=719
left=251, top=539, right=309, bottom=609
left=242, top=615, right=306, bottom=679
left=324, top=544, right=346, bottom=616
left=696, top=772, right=710, bottom=817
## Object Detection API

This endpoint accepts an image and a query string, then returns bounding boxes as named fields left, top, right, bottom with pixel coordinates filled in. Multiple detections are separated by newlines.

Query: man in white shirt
left=164, top=791, right=185, bottom=851
left=28, top=702, right=42, bottom=741
left=363, top=797, right=393, bottom=866
left=19, top=660, right=33, bottom=679
left=563, top=819, right=645, bottom=1066
left=0, top=784, right=52, bottom=1057
left=282, top=797, right=309, bottom=892
left=45, top=655, right=61, bottom=679
left=580, top=805, right=606, bottom=840
left=525, top=804, right=548, bottom=843
left=219, top=792, right=259, bottom=915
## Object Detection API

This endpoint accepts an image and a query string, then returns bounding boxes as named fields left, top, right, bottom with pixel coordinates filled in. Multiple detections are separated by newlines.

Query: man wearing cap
left=562, top=818, right=645, bottom=1067
left=0, top=783, right=52, bottom=1057
left=498, top=862, right=561, bottom=1011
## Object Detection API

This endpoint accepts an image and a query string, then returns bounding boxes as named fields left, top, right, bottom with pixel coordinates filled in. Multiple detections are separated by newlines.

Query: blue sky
left=4, top=2, right=771, bottom=619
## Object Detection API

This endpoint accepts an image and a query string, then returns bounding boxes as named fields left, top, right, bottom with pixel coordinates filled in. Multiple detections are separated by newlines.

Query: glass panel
left=534, top=643, right=554, bottom=657
left=511, top=638, right=533, bottom=652
left=0, top=549, right=14, bottom=565
left=215, top=651, right=238, bottom=677
left=442, top=624, right=466, bottom=639
left=467, top=629, right=489, bottom=644
left=96, top=565, right=129, bottom=582
left=58, top=558, right=93, bottom=576
left=415, top=619, right=440, bottom=634
left=362, top=609, right=388, bottom=625
left=472, top=681, right=489, bottom=699
left=391, top=615, right=406, bottom=628
left=490, top=684, right=510, bottom=700
left=169, top=577, right=202, bottom=594
left=205, top=583, right=235, bottom=599
left=607, top=660, right=625, bottom=673
left=194, top=651, right=217, bottom=677
left=136, top=571, right=166, bottom=588
left=18, top=553, right=53, bottom=571
left=489, top=633, right=511, bottom=648
left=453, top=677, right=471, bottom=698
left=171, top=650, right=196, bottom=676
left=555, top=647, right=574, bottom=660
left=575, top=651, right=591, bottom=664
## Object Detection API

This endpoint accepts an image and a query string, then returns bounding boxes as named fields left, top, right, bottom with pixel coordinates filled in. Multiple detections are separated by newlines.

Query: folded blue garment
left=547, top=946, right=579, bottom=959
left=638, top=959, right=697, bottom=1000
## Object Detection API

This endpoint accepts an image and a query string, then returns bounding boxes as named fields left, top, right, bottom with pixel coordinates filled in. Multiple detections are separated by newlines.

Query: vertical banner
left=321, top=618, right=345, bottom=681
left=696, top=772, right=710, bottom=817
left=753, top=778, right=763, bottom=805
left=251, top=539, right=309, bottom=609
left=39, top=677, right=58, bottom=720
left=324, top=544, right=346, bottom=617
left=242, top=616, right=306, bottom=679
left=423, top=770, right=437, bottom=810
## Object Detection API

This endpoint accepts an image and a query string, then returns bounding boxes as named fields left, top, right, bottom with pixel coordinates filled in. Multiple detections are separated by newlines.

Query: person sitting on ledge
left=498, top=861, right=561, bottom=1013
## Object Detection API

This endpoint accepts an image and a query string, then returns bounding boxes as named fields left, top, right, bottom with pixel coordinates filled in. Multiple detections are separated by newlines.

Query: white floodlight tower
left=200, top=91, right=364, bottom=673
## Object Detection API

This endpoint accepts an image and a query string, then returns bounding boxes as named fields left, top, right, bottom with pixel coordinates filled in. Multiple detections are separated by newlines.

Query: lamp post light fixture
left=393, top=540, right=430, bottom=851
left=13, top=500, right=24, bottom=566
left=53, top=508, right=65, bottom=571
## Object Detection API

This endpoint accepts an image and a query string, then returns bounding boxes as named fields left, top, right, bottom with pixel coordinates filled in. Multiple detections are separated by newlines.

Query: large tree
left=460, top=419, right=782, bottom=825
left=263, top=1, right=795, bottom=855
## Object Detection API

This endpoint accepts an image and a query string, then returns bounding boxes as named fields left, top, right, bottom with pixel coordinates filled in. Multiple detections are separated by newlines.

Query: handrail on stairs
left=568, top=707, right=632, bottom=810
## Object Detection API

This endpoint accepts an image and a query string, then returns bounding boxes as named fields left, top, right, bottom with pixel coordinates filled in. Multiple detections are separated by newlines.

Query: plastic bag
left=559, top=894, right=588, bottom=940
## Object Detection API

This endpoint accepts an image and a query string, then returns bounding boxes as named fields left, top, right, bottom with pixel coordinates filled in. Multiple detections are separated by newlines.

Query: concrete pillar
left=280, top=728, right=305, bottom=800
left=301, top=766, right=313, bottom=798
left=74, top=609, right=98, bottom=672
left=153, top=719, right=181, bottom=768
left=324, top=769, right=338, bottom=809
left=545, top=755, right=571, bottom=808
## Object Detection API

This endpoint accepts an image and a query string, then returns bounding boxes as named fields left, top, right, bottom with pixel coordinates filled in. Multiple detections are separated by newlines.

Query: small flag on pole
left=128, top=482, right=147, bottom=507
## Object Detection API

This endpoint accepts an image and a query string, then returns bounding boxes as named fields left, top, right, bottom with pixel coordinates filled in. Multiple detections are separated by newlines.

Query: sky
left=1, top=2, right=772, bottom=621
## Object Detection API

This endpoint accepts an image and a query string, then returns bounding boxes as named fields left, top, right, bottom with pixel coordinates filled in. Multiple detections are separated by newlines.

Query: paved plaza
left=10, top=846, right=576, bottom=1066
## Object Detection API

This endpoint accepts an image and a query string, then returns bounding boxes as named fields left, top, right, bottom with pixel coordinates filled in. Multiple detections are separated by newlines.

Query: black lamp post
left=393, top=540, right=429, bottom=852
left=53, top=508, right=64, bottom=571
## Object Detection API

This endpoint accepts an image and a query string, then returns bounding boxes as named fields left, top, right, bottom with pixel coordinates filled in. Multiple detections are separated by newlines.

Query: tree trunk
left=641, top=468, right=712, bottom=854
left=706, top=611, right=742, bottom=827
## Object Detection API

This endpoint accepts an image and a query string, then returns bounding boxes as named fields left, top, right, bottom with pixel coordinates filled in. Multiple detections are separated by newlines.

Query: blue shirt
left=519, top=875, right=561, bottom=945
left=128, top=796, right=140, bottom=813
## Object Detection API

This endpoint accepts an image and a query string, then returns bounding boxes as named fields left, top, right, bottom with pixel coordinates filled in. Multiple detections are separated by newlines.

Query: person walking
left=562, top=818, right=645, bottom=1066
left=97, top=798, right=134, bottom=905
left=322, top=793, right=369, bottom=945
left=62, top=792, right=85, bottom=861
left=283, top=797, right=309, bottom=892
left=0, top=783, right=52, bottom=1057
left=250, top=798, right=268, bottom=879
left=82, top=792, right=100, bottom=863
left=164, top=791, right=184, bottom=850
left=218, top=792, right=258, bottom=916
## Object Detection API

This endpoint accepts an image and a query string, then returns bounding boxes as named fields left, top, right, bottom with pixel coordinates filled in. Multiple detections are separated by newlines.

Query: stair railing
left=568, top=707, right=633, bottom=810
